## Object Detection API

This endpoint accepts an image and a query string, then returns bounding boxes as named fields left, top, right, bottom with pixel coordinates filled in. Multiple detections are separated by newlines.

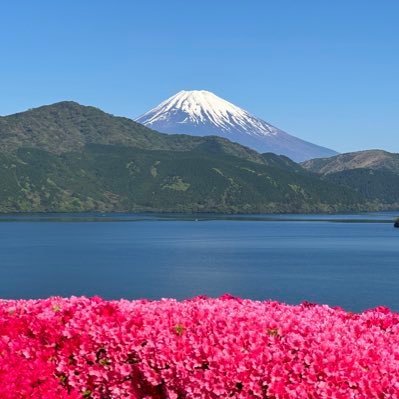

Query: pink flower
left=0, top=296, right=399, bottom=398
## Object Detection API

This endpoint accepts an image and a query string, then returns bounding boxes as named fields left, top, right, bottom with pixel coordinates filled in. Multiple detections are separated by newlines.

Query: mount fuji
left=135, top=90, right=338, bottom=162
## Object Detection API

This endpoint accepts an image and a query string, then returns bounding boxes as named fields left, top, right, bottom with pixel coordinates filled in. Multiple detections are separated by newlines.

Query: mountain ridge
left=0, top=100, right=368, bottom=213
left=0, top=101, right=269, bottom=165
left=301, top=149, right=399, bottom=209
left=301, top=149, right=399, bottom=175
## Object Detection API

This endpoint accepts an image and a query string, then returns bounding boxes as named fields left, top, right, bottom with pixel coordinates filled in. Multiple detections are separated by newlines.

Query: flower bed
left=1, top=295, right=399, bottom=398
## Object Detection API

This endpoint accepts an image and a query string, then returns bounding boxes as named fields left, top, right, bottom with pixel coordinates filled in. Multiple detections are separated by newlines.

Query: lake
left=0, top=212, right=398, bottom=312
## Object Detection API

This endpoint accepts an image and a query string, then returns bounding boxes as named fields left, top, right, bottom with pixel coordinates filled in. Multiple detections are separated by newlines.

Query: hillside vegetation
left=0, top=102, right=386, bottom=213
left=302, top=150, right=399, bottom=209
left=301, top=150, right=399, bottom=175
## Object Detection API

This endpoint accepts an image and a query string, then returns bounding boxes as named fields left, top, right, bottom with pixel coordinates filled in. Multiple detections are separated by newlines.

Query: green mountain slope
left=301, top=150, right=399, bottom=175
left=302, top=150, right=399, bottom=209
left=322, top=169, right=399, bottom=208
left=0, top=101, right=371, bottom=213
left=0, top=101, right=265, bottom=164
left=0, top=145, right=367, bottom=213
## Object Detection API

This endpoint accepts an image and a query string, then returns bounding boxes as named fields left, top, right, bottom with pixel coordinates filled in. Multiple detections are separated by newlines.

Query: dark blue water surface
left=0, top=212, right=398, bottom=312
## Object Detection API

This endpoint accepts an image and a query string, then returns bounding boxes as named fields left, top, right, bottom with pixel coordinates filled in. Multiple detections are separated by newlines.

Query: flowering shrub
left=1, top=296, right=399, bottom=398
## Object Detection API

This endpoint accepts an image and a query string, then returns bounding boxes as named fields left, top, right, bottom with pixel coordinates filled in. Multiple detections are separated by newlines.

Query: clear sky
left=1, top=1, right=398, bottom=153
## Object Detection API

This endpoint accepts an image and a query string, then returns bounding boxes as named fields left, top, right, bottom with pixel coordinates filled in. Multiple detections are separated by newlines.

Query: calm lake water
left=0, top=212, right=398, bottom=312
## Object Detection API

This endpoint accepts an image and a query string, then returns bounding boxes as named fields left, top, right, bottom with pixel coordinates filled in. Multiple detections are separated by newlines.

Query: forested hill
left=0, top=102, right=378, bottom=213
left=302, top=150, right=399, bottom=209
left=0, top=101, right=265, bottom=163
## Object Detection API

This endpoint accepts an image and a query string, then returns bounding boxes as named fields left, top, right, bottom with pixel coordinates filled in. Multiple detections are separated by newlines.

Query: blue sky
left=1, top=1, right=398, bottom=153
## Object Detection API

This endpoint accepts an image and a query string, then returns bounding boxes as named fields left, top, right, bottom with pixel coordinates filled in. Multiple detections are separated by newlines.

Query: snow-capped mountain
left=135, top=90, right=338, bottom=162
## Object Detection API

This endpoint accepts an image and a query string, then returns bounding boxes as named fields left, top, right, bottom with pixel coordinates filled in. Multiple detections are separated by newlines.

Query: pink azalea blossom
left=0, top=296, right=398, bottom=398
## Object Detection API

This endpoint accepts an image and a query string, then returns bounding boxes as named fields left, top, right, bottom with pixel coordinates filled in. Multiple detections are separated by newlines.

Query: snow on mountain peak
left=135, top=90, right=338, bottom=162
left=136, top=90, right=279, bottom=137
